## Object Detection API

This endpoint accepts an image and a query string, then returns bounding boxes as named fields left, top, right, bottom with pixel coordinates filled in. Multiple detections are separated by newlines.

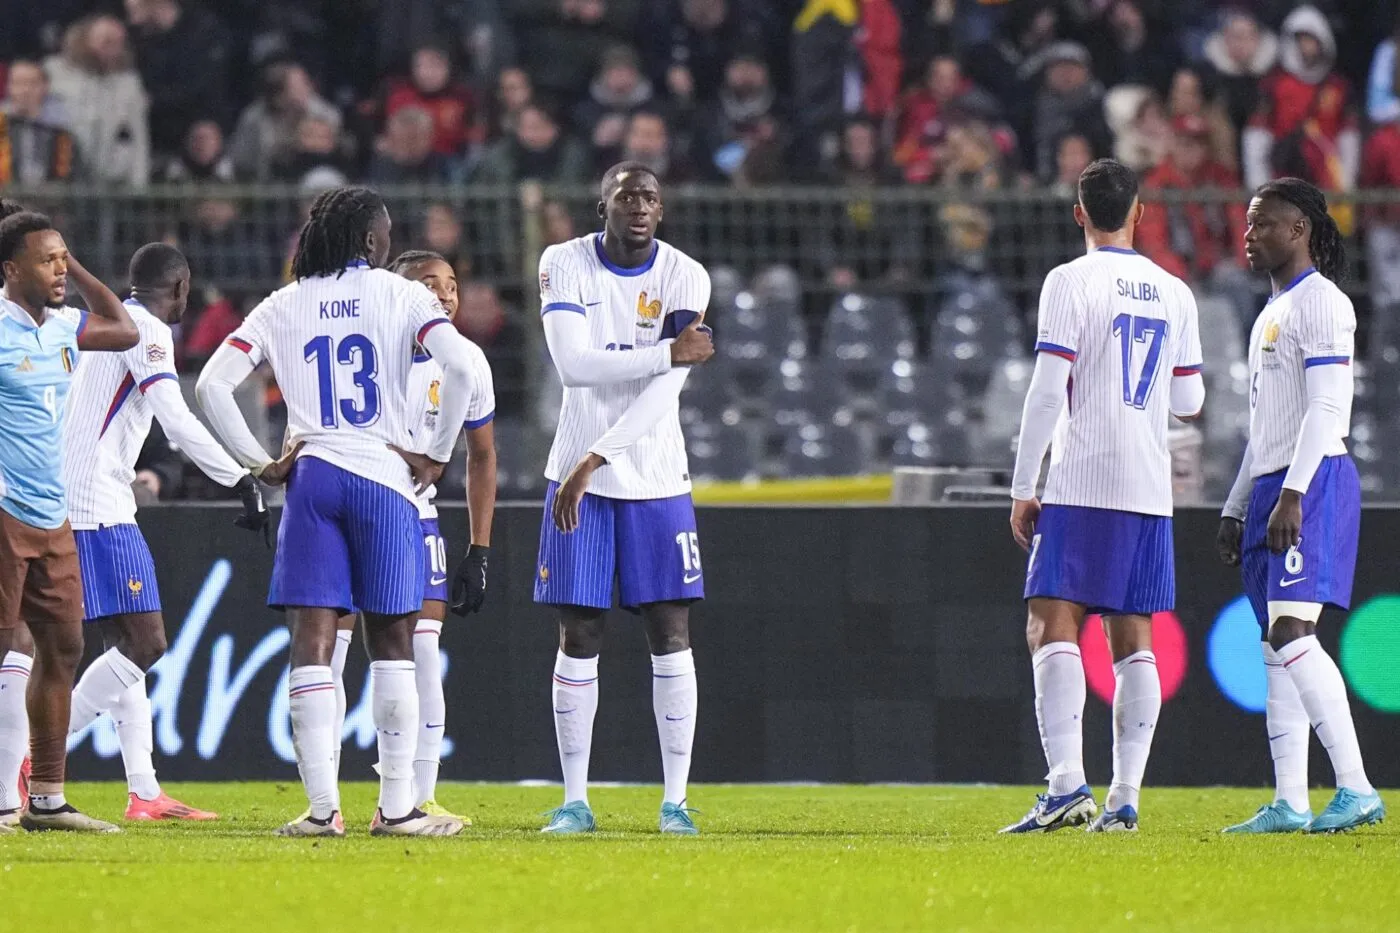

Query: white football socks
left=1262, top=641, right=1311, bottom=811
left=288, top=665, right=338, bottom=820
left=330, top=628, right=352, bottom=808
left=371, top=660, right=418, bottom=820
left=1277, top=635, right=1374, bottom=794
left=652, top=649, right=697, bottom=806
left=69, top=647, right=144, bottom=734
left=1106, top=650, right=1160, bottom=812
left=552, top=652, right=598, bottom=805
left=412, top=619, right=445, bottom=806
left=0, top=651, right=32, bottom=811
left=112, top=680, right=160, bottom=801
left=1032, top=642, right=1087, bottom=797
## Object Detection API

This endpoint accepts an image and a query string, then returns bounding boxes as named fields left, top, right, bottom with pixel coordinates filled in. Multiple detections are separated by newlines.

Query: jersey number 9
left=304, top=334, right=380, bottom=428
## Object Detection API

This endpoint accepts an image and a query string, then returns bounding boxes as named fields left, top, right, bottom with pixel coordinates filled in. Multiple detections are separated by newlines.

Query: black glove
left=233, top=474, right=271, bottom=548
left=450, top=544, right=489, bottom=616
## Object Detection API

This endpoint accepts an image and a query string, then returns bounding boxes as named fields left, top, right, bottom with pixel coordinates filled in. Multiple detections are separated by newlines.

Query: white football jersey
left=1035, top=247, right=1203, bottom=517
left=63, top=300, right=245, bottom=526
left=406, top=341, right=496, bottom=519
left=1246, top=269, right=1354, bottom=477
left=540, top=235, right=710, bottom=500
left=227, top=263, right=451, bottom=504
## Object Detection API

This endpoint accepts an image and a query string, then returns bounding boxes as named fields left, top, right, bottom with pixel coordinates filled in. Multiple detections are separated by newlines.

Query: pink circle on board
left=1078, top=611, right=1188, bottom=704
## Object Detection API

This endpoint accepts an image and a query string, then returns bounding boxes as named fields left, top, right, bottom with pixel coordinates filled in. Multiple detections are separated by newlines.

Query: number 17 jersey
left=1034, top=247, right=1202, bottom=517
left=226, top=264, right=451, bottom=504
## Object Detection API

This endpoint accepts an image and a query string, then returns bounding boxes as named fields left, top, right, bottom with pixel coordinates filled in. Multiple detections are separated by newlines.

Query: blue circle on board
left=1207, top=595, right=1266, bottom=713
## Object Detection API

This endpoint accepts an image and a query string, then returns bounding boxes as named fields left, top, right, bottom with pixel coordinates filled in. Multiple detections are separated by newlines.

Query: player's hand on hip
left=232, top=474, right=272, bottom=548
left=388, top=445, right=446, bottom=495
left=669, top=316, right=714, bottom=367
left=1266, top=490, right=1303, bottom=554
left=1010, top=497, right=1040, bottom=551
left=256, top=441, right=304, bottom=487
left=450, top=544, right=489, bottom=616
left=554, top=453, right=603, bottom=533
left=1216, top=517, right=1244, bottom=567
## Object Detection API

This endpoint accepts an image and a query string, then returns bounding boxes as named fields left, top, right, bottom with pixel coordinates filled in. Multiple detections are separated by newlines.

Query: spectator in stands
left=180, top=289, right=244, bottom=367
left=940, top=120, right=1002, bottom=191
left=1366, top=15, right=1400, bottom=125
left=1030, top=42, right=1109, bottom=183
left=639, top=0, right=781, bottom=104
left=1243, top=5, right=1359, bottom=195
left=1138, top=115, right=1248, bottom=285
left=368, top=106, right=454, bottom=184
left=125, top=0, right=234, bottom=156
left=854, top=0, right=903, bottom=121
left=162, top=119, right=234, bottom=183
left=700, top=50, right=784, bottom=181
left=418, top=202, right=474, bottom=283
left=893, top=55, right=971, bottom=184
left=790, top=0, right=859, bottom=171
left=1204, top=9, right=1278, bottom=136
left=965, top=3, right=1059, bottom=120
left=1106, top=85, right=1170, bottom=174
left=45, top=14, right=150, bottom=187
left=614, top=110, right=693, bottom=182
left=471, top=102, right=589, bottom=184
left=1049, top=132, right=1095, bottom=197
left=1167, top=65, right=1237, bottom=172
left=1360, top=119, right=1400, bottom=310
left=490, top=66, right=534, bottom=140
left=574, top=45, right=656, bottom=164
left=0, top=60, right=79, bottom=184
left=513, top=0, right=640, bottom=101
left=176, top=198, right=276, bottom=291
left=456, top=281, right=525, bottom=417
left=383, top=43, right=477, bottom=158
left=1087, top=0, right=1178, bottom=91
left=229, top=60, right=341, bottom=182
left=543, top=199, right=577, bottom=247
left=821, top=117, right=899, bottom=187
left=273, top=115, right=352, bottom=186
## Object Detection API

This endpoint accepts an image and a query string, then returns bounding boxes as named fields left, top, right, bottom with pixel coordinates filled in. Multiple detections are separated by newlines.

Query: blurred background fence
left=20, top=183, right=1400, bottom=503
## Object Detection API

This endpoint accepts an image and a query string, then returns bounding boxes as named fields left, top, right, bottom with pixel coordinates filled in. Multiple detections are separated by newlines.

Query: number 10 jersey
left=226, top=263, right=451, bottom=505
left=1033, top=247, right=1202, bottom=517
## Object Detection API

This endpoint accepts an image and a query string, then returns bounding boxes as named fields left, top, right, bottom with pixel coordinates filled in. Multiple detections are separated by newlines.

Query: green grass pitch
left=4, top=782, right=1397, bottom=932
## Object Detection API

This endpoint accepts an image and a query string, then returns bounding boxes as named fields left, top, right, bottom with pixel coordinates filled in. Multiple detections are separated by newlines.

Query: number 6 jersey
left=224, top=263, right=452, bottom=504
left=1033, top=247, right=1202, bottom=517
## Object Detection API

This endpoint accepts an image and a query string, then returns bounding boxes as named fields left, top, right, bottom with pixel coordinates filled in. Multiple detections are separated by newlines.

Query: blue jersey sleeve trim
left=541, top=301, right=586, bottom=316
left=1172, top=363, right=1203, bottom=375
left=76, top=310, right=89, bottom=339
left=1303, top=355, right=1350, bottom=368
left=1034, top=341, right=1077, bottom=361
left=464, top=410, right=495, bottom=430
left=137, top=372, right=178, bottom=393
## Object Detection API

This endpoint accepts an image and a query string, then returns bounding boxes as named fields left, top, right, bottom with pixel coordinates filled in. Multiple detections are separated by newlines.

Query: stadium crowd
left=4, top=0, right=1400, bottom=498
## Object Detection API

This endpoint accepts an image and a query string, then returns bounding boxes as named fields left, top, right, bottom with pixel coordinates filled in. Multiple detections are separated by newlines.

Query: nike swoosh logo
left=1279, top=577, right=1307, bottom=588
left=429, top=576, right=447, bottom=586
left=425, top=723, right=444, bottom=730
left=584, top=301, right=602, bottom=307
left=665, top=714, right=689, bottom=722
left=683, top=572, right=702, bottom=584
left=554, top=708, right=576, bottom=715
left=1267, top=733, right=1290, bottom=742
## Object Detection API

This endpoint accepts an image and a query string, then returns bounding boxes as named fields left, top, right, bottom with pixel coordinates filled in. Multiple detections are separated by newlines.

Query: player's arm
left=1009, top=266, right=1083, bottom=548
left=446, top=343, right=497, bottom=616
left=1268, top=296, right=1356, bottom=552
left=67, top=253, right=138, bottom=351
left=1217, top=441, right=1252, bottom=567
left=1169, top=283, right=1205, bottom=421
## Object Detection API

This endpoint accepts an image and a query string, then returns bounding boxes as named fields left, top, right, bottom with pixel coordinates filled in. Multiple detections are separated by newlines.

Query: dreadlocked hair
left=388, top=249, right=447, bottom=275
left=1256, top=177, right=1345, bottom=282
left=290, top=186, right=386, bottom=281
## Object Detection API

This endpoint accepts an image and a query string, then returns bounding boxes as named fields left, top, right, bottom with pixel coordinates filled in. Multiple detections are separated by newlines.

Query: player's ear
left=1132, top=200, right=1145, bottom=226
left=596, top=200, right=606, bottom=220
left=1071, top=202, right=1087, bottom=229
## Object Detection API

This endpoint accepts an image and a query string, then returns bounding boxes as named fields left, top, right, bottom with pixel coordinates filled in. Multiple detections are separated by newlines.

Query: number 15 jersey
left=1034, top=247, right=1202, bottom=517
left=226, top=263, right=451, bottom=504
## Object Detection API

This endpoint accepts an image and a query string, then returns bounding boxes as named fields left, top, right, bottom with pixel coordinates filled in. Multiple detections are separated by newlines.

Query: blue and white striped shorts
left=73, top=524, right=162, bottom=621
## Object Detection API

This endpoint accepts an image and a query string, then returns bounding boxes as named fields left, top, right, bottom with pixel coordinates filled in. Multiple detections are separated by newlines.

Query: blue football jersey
left=0, top=298, right=85, bottom=529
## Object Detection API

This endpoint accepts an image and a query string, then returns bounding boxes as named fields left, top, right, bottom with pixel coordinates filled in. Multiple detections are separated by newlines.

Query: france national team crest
left=535, top=482, right=704, bottom=611
left=73, top=524, right=163, bottom=621
left=636, top=291, right=662, bottom=328
left=1241, top=455, right=1360, bottom=632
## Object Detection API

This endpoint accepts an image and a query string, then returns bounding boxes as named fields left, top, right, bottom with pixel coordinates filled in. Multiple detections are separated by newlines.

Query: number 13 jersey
left=1033, top=247, right=1202, bottom=517
left=226, top=263, right=451, bottom=504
